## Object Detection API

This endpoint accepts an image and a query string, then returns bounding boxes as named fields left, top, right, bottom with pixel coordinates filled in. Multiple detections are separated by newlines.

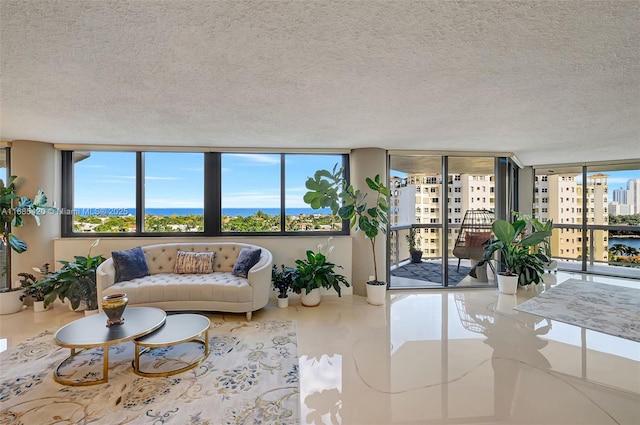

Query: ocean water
left=73, top=207, right=331, bottom=217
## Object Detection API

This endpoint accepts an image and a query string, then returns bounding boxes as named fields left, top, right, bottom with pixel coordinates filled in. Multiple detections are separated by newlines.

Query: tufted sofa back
left=141, top=243, right=266, bottom=274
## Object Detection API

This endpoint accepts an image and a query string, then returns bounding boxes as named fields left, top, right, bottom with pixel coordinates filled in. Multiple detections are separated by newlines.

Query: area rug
left=0, top=320, right=299, bottom=424
left=515, top=279, right=640, bottom=342
left=391, top=261, right=471, bottom=286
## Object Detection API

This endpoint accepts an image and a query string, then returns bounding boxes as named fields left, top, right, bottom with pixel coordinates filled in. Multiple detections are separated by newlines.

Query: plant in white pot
left=291, top=246, right=350, bottom=307
left=272, top=264, right=297, bottom=308
left=470, top=219, right=551, bottom=294
left=303, top=164, right=390, bottom=305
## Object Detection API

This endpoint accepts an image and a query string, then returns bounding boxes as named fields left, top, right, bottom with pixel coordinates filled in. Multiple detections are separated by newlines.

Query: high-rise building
left=390, top=172, right=495, bottom=261
left=534, top=173, right=609, bottom=263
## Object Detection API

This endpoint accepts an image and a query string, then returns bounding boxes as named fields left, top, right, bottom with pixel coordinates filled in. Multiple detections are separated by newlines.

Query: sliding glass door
left=389, top=154, right=513, bottom=289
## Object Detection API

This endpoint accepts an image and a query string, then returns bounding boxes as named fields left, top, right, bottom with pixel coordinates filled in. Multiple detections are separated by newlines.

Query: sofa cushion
left=232, top=247, right=262, bottom=278
left=104, top=272, right=253, bottom=304
left=112, top=246, right=150, bottom=283
left=174, top=250, right=216, bottom=274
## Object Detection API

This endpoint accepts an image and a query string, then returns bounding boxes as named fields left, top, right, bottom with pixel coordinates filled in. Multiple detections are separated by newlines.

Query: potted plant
left=41, top=239, right=105, bottom=312
left=272, top=264, right=297, bottom=308
left=19, top=263, right=51, bottom=312
left=0, top=176, right=56, bottom=315
left=303, top=164, right=390, bottom=305
left=470, top=219, right=551, bottom=294
left=406, top=228, right=423, bottom=263
left=291, top=248, right=350, bottom=307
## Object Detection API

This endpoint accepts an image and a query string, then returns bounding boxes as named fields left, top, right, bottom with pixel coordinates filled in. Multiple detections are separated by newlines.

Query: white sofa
left=96, top=242, right=273, bottom=321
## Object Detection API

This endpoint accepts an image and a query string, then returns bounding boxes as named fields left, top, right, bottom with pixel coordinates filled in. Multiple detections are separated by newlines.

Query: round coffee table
left=54, top=307, right=166, bottom=386
left=132, top=313, right=210, bottom=377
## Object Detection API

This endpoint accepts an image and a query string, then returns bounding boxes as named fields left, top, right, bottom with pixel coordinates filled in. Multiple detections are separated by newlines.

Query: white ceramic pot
left=366, top=281, right=387, bottom=306
left=300, top=288, right=321, bottom=307
left=277, top=296, right=289, bottom=308
left=33, top=300, right=51, bottom=313
left=497, top=274, right=519, bottom=295
left=0, top=290, right=24, bottom=315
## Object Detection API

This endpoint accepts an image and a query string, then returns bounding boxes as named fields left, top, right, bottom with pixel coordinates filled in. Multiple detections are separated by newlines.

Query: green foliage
left=19, top=263, right=51, bottom=301
left=303, top=164, right=390, bottom=282
left=272, top=264, right=297, bottom=298
left=0, top=176, right=56, bottom=254
left=405, top=228, right=422, bottom=253
left=41, top=240, right=105, bottom=310
left=470, top=219, right=551, bottom=286
left=291, top=250, right=350, bottom=296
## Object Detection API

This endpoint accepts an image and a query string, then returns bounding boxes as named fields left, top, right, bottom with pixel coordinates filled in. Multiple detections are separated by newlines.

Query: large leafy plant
left=0, top=176, right=55, bottom=254
left=303, top=164, right=390, bottom=283
left=291, top=249, right=350, bottom=296
left=470, top=219, right=551, bottom=285
left=41, top=240, right=105, bottom=310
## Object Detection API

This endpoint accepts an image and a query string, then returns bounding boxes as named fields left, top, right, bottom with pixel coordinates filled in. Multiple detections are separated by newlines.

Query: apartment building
left=534, top=174, right=609, bottom=263
left=390, top=172, right=495, bottom=260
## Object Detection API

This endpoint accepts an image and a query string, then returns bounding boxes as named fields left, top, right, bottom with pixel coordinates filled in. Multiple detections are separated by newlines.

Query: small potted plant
left=405, top=228, right=423, bottom=263
left=291, top=246, right=350, bottom=307
left=19, top=264, right=51, bottom=312
left=41, top=239, right=105, bottom=313
left=470, top=219, right=551, bottom=294
left=272, top=264, right=297, bottom=308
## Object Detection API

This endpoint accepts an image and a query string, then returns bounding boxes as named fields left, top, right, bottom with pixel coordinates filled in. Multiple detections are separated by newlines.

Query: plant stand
left=277, top=297, right=289, bottom=308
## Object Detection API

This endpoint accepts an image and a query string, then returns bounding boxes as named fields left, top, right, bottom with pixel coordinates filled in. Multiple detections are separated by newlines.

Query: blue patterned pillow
left=112, top=246, right=150, bottom=283
left=232, top=248, right=262, bottom=278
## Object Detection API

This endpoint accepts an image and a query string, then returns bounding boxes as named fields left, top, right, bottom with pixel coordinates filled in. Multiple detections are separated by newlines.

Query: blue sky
left=73, top=152, right=342, bottom=209
left=73, top=152, right=640, bottom=208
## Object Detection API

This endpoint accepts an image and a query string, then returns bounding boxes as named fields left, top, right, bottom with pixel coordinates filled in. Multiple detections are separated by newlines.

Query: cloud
left=226, top=154, right=280, bottom=165
left=145, top=176, right=180, bottom=181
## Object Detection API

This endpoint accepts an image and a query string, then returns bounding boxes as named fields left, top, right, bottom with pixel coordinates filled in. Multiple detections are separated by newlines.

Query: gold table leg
left=53, top=344, right=109, bottom=386
left=132, top=329, right=210, bottom=378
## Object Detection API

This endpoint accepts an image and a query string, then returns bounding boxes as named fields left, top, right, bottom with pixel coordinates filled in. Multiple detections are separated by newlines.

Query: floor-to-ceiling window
left=388, top=154, right=514, bottom=289
left=534, top=161, right=640, bottom=279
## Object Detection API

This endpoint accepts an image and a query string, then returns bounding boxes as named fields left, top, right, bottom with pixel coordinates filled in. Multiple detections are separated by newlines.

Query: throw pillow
left=174, top=250, right=216, bottom=274
left=112, top=246, right=150, bottom=283
left=231, top=247, right=262, bottom=278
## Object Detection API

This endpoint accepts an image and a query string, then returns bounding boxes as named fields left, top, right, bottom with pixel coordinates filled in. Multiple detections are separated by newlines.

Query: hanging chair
left=452, top=209, right=494, bottom=272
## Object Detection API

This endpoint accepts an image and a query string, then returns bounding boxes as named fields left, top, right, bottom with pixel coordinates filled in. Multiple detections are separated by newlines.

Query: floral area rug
left=0, top=320, right=299, bottom=424
left=515, top=279, right=640, bottom=342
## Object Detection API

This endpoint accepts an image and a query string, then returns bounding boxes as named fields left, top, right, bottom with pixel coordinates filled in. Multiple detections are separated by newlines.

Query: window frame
left=61, top=150, right=349, bottom=237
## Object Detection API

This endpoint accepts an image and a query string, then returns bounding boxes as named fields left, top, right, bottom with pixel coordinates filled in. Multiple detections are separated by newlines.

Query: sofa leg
left=246, top=311, right=252, bottom=322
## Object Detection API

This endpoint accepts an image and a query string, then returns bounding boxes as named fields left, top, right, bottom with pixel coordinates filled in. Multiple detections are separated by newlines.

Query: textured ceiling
left=1, top=0, right=639, bottom=166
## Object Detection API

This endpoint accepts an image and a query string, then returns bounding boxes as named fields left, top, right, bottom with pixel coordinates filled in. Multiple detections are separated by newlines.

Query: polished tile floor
left=1, top=272, right=638, bottom=424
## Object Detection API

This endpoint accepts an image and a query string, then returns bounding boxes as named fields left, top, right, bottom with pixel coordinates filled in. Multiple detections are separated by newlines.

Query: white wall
left=10, top=140, right=60, bottom=287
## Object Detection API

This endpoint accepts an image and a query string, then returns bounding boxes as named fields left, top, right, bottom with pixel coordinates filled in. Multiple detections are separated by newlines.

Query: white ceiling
left=1, top=1, right=639, bottom=167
